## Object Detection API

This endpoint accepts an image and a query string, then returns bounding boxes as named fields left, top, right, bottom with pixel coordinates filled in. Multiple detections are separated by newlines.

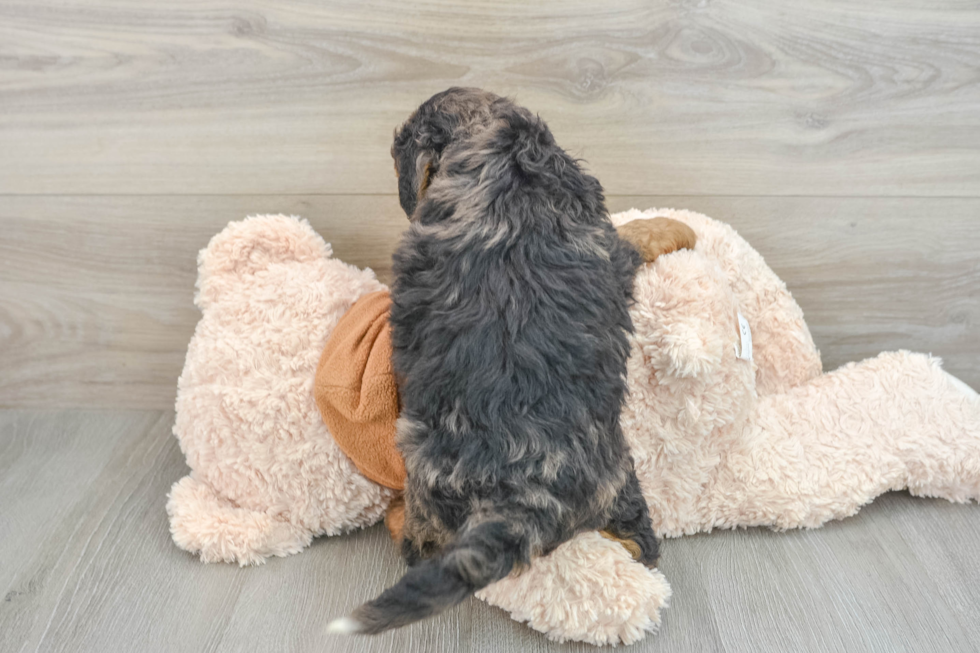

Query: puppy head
left=391, top=87, right=500, bottom=219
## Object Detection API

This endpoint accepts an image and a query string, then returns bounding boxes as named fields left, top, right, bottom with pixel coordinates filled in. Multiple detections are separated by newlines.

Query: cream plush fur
left=168, top=210, right=980, bottom=645
left=611, top=209, right=980, bottom=537
left=168, top=217, right=394, bottom=565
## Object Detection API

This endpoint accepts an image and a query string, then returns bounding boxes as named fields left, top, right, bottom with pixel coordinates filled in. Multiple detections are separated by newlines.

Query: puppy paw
left=617, top=217, right=697, bottom=263
left=383, top=493, right=406, bottom=542
left=599, top=529, right=659, bottom=569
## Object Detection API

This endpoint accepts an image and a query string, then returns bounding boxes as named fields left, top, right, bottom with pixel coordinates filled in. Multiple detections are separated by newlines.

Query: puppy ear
left=395, top=150, right=421, bottom=217
left=418, top=158, right=434, bottom=198
left=396, top=152, right=434, bottom=219
left=393, top=100, right=459, bottom=218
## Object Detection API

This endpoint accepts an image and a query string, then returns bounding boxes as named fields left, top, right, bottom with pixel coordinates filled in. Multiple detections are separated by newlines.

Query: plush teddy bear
left=609, top=209, right=980, bottom=537
left=167, top=209, right=980, bottom=646
left=167, top=213, right=675, bottom=645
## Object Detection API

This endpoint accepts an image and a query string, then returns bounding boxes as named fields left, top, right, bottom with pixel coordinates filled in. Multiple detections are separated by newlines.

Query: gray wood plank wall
left=1, top=0, right=979, bottom=408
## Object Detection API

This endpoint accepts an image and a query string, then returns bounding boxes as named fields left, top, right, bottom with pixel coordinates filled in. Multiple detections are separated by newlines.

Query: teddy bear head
left=621, top=247, right=759, bottom=530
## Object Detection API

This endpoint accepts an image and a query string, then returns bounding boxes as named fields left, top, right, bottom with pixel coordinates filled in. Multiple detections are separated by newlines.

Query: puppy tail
left=328, top=516, right=525, bottom=635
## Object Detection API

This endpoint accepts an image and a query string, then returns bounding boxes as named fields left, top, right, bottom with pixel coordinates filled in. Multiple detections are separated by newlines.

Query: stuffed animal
left=167, top=210, right=980, bottom=646
left=609, top=209, right=980, bottom=537
left=167, top=216, right=394, bottom=563
left=167, top=213, right=675, bottom=645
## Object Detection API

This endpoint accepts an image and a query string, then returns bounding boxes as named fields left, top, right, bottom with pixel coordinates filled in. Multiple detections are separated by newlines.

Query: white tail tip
left=327, top=616, right=363, bottom=635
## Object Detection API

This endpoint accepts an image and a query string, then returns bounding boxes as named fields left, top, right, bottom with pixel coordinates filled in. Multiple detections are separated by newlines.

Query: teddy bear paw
left=167, top=475, right=314, bottom=566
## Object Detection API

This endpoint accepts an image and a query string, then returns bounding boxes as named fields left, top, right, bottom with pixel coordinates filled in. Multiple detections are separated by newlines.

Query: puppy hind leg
left=399, top=494, right=451, bottom=566
left=602, top=466, right=660, bottom=568
left=400, top=532, right=442, bottom=567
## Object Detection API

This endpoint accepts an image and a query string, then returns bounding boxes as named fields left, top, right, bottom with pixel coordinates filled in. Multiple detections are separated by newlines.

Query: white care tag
left=736, top=312, right=753, bottom=361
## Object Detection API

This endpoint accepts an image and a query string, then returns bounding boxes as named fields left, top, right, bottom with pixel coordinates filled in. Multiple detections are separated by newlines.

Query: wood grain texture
left=1, top=195, right=977, bottom=409
left=1, top=409, right=978, bottom=652
left=2, top=1, right=978, bottom=651
left=0, top=409, right=468, bottom=653
left=1, top=0, right=978, bottom=196
left=0, top=194, right=406, bottom=409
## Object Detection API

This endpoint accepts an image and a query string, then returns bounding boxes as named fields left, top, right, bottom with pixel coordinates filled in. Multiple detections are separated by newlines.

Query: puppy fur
left=340, top=88, right=659, bottom=635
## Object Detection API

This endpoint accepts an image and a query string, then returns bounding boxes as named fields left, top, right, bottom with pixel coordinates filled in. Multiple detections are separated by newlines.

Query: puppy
left=330, top=88, right=660, bottom=635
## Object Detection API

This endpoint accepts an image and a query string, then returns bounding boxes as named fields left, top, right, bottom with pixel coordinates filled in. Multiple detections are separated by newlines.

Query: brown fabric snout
left=314, top=291, right=406, bottom=492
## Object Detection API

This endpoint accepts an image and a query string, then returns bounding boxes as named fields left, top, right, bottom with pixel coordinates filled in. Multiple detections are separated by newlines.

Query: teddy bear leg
left=811, top=353, right=977, bottom=519
left=904, top=366, right=980, bottom=503
left=602, top=466, right=661, bottom=568
left=714, top=352, right=980, bottom=532
left=475, top=531, right=671, bottom=646
left=167, top=475, right=314, bottom=566
left=853, top=353, right=980, bottom=504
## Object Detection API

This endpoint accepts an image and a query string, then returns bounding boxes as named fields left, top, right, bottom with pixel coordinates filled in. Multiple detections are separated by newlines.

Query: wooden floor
left=1, top=1, right=979, bottom=651
left=3, top=410, right=979, bottom=653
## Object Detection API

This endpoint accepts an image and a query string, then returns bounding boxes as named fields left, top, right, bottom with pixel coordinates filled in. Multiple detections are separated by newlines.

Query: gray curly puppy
left=331, top=87, right=660, bottom=635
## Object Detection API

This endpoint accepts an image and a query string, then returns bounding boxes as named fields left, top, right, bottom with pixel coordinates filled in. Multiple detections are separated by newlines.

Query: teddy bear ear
left=195, top=215, right=332, bottom=309
left=631, top=250, right=737, bottom=379
left=200, top=214, right=331, bottom=277
left=656, top=321, right=723, bottom=378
